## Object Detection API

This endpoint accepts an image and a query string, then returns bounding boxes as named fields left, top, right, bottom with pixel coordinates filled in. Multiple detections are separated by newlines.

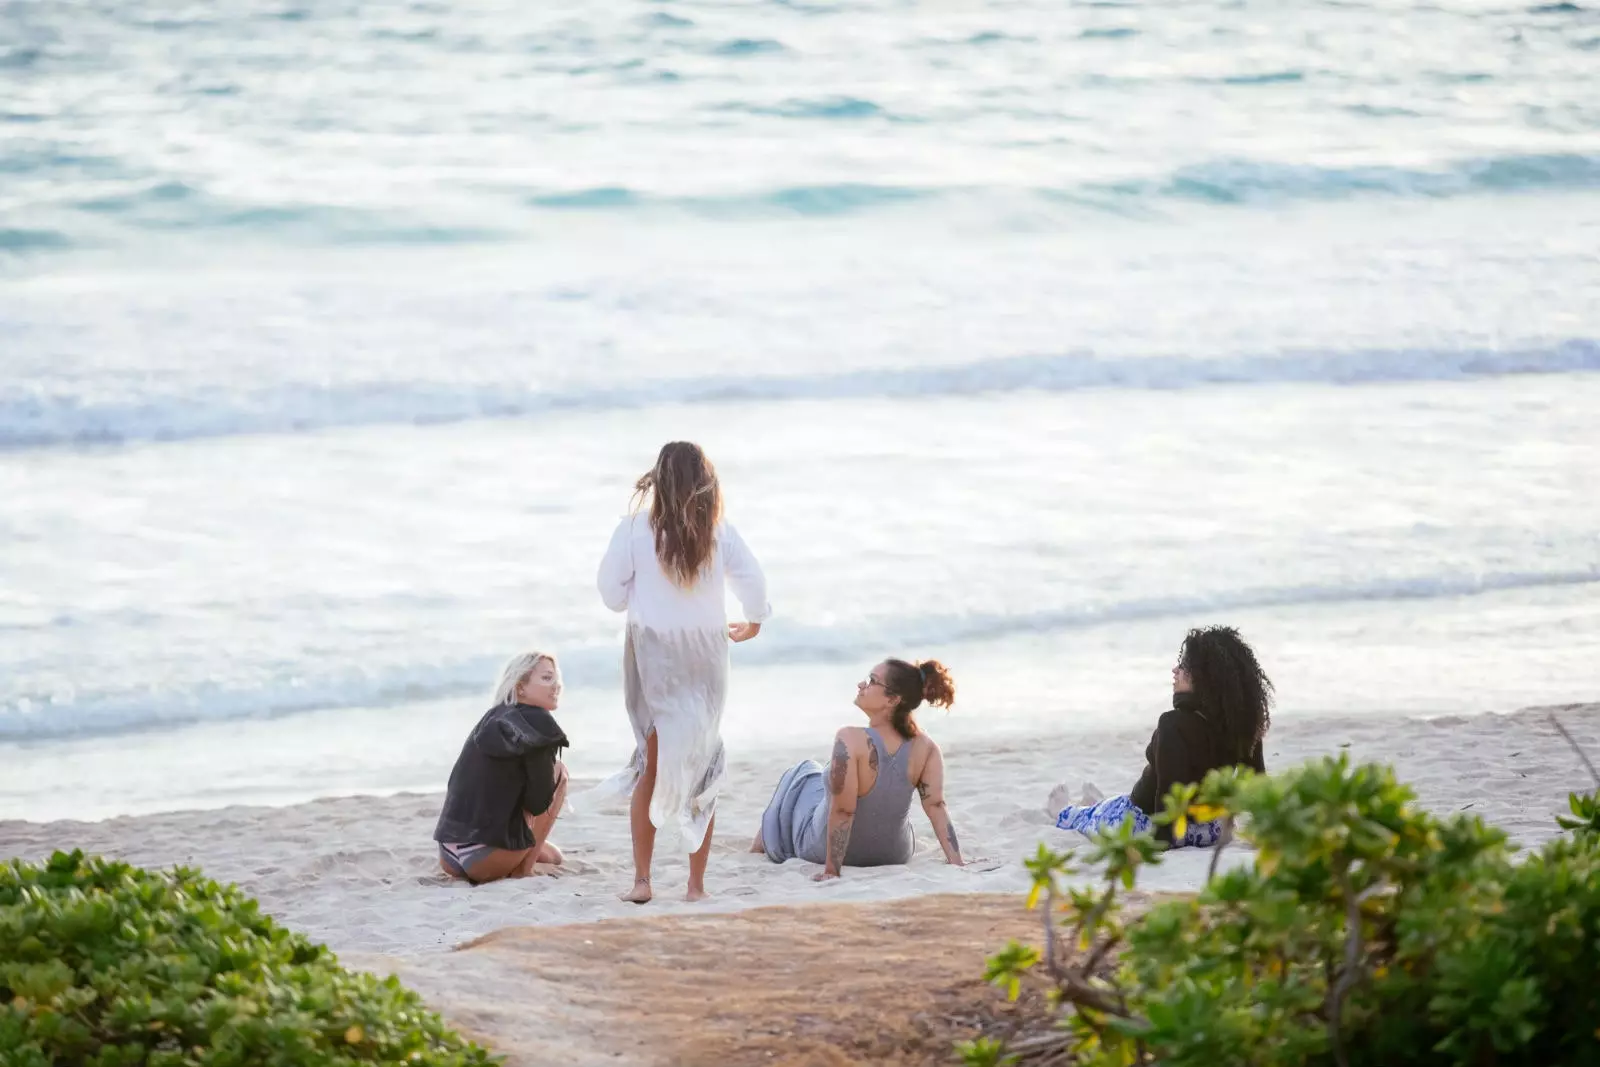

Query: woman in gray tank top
left=753, top=657, right=967, bottom=879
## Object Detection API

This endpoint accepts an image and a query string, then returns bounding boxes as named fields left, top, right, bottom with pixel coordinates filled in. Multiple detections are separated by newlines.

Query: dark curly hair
left=1178, top=626, right=1273, bottom=761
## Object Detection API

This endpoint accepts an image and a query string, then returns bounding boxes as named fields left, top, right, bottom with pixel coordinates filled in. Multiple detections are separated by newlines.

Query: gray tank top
left=843, top=727, right=917, bottom=866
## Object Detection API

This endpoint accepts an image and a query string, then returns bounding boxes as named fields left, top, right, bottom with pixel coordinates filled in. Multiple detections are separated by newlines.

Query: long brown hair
left=633, top=442, right=722, bottom=588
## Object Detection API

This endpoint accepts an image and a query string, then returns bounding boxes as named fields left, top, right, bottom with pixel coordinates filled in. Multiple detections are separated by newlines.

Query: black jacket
left=433, top=703, right=569, bottom=851
left=1128, top=691, right=1265, bottom=843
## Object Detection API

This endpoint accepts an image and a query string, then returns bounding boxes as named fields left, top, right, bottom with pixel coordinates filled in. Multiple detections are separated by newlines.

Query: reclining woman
left=754, top=658, right=967, bottom=880
left=433, top=651, right=570, bottom=884
left=1054, top=625, right=1271, bottom=848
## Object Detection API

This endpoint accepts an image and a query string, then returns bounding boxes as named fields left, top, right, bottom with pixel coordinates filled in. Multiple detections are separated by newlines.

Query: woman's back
left=845, top=727, right=920, bottom=861
left=793, top=726, right=919, bottom=866
left=1128, top=694, right=1266, bottom=817
left=598, top=512, right=768, bottom=632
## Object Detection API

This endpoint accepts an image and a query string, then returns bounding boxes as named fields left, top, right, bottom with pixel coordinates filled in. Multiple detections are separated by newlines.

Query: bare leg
left=622, top=731, right=658, bottom=903
left=526, top=762, right=569, bottom=866
left=456, top=846, right=535, bottom=885
left=510, top=849, right=538, bottom=878
left=686, top=815, right=715, bottom=901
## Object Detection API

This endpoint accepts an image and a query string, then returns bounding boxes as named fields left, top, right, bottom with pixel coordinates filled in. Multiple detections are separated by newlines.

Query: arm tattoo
left=828, top=738, right=849, bottom=796
left=867, top=744, right=880, bottom=775
left=944, top=821, right=961, bottom=858
left=915, top=779, right=929, bottom=801
left=827, top=816, right=853, bottom=873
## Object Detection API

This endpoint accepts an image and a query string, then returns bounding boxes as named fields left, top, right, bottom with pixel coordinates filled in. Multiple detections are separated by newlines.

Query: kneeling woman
left=755, top=658, right=966, bottom=880
left=1056, top=625, right=1271, bottom=848
left=433, top=651, right=570, bottom=884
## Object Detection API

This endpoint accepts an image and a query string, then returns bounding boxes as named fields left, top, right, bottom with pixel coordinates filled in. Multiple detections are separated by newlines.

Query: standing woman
left=595, top=442, right=770, bottom=902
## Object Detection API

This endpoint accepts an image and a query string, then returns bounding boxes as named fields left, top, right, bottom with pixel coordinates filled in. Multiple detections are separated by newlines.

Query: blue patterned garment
left=1055, top=793, right=1225, bottom=849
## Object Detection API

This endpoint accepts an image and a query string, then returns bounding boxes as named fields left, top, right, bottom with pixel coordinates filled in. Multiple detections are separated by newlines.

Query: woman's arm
left=521, top=744, right=561, bottom=818
left=815, top=730, right=859, bottom=881
left=916, top=742, right=965, bottom=866
left=720, top=522, right=771, bottom=625
left=1149, top=715, right=1202, bottom=846
left=596, top=518, right=635, bottom=612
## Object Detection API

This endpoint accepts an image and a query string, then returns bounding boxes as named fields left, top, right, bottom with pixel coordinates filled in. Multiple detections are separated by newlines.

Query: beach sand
left=2, top=704, right=1593, bottom=954
left=372, top=891, right=1083, bottom=1067
left=2, top=704, right=1595, bottom=1063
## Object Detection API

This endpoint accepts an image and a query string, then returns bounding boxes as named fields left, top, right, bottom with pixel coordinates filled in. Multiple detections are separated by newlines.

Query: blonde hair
left=493, top=651, right=558, bottom=706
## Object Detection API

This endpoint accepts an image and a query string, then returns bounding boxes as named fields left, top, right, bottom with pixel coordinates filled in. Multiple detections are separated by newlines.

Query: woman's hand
left=812, top=869, right=840, bottom=883
left=728, top=621, right=762, bottom=643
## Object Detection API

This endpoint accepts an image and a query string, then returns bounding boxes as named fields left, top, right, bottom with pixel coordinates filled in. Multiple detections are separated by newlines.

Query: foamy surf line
left=3, top=565, right=1594, bottom=742
left=6, top=150, right=1600, bottom=261
left=4, top=340, right=1597, bottom=450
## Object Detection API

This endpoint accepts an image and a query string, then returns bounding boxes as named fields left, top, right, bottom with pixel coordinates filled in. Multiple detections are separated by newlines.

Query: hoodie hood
left=472, top=702, right=569, bottom=758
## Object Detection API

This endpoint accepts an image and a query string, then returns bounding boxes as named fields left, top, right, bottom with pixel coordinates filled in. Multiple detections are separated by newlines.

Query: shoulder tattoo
left=828, top=737, right=850, bottom=795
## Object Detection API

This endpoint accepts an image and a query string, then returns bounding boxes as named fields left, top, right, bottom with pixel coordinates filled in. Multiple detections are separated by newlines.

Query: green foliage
left=981, top=757, right=1600, bottom=1067
left=1556, top=791, right=1600, bottom=836
left=956, top=1035, right=1018, bottom=1067
left=0, top=851, right=498, bottom=1067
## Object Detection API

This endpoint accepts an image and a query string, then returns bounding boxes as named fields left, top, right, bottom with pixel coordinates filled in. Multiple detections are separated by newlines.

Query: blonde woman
left=433, top=652, right=570, bottom=885
left=594, top=442, right=771, bottom=903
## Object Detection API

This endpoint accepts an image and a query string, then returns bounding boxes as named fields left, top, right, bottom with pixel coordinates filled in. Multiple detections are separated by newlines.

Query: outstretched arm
left=816, top=731, right=859, bottom=881
left=721, top=522, right=772, bottom=625
left=916, top=743, right=965, bottom=866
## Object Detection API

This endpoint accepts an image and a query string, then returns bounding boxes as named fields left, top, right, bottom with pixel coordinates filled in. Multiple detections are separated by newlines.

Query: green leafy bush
left=968, top=749, right=1600, bottom=1067
left=0, top=851, right=498, bottom=1067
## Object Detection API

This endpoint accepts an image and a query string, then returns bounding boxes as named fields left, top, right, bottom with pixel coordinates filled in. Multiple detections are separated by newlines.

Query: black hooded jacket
left=1128, top=691, right=1266, bottom=843
left=433, top=702, right=569, bottom=851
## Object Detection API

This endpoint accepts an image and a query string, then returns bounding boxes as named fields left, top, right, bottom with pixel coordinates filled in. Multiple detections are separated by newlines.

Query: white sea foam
left=4, top=342, right=1598, bottom=450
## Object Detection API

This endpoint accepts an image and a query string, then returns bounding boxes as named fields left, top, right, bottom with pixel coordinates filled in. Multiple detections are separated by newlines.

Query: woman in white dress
left=595, top=442, right=770, bottom=903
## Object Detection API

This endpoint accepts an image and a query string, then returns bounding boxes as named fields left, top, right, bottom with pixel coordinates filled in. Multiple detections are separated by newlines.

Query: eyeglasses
left=862, top=674, right=887, bottom=690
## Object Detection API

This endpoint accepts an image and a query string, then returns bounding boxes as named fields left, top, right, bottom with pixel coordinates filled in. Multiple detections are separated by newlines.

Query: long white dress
left=591, top=511, right=771, bottom=852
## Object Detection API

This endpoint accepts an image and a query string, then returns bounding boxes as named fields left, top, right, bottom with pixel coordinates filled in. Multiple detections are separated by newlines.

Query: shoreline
left=2, top=703, right=1594, bottom=958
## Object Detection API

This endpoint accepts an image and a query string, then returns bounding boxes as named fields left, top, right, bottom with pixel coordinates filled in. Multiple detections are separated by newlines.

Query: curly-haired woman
left=1054, top=626, right=1271, bottom=848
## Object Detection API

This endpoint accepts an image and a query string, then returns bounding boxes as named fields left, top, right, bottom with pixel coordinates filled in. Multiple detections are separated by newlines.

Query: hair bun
left=917, top=659, right=956, bottom=709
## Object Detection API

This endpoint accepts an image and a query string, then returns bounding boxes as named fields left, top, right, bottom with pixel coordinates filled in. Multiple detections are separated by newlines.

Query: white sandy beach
left=2, top=704, right=1594, bottom=960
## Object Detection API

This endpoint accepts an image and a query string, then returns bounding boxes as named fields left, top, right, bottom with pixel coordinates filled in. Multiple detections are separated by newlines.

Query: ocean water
left=3, top=0, right=1599, bottom=821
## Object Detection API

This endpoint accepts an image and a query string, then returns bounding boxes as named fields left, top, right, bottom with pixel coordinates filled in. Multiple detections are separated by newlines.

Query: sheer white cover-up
left=587, top=512, right=770, bottom=852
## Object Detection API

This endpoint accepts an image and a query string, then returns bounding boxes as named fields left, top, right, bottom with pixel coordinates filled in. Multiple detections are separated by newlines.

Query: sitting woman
left=1055, top=626, right=1271, bottom=848
left=754, top=658, right=966, bottom=880
left=433, top=651, right=570, bottom=884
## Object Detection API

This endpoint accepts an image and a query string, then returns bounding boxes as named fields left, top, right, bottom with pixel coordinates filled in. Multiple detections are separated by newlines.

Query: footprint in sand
left=416, top=870, right=458, bottom=888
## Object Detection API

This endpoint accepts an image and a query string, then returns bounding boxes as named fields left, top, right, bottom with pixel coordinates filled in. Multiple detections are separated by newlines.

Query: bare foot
left=748, top=832, right=764, bottom=853
left=685, top=886, right=710, bottom=902
left=620, top=878, right=652, bottom=904
left=1047, top=782, right=1072, bottom=813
